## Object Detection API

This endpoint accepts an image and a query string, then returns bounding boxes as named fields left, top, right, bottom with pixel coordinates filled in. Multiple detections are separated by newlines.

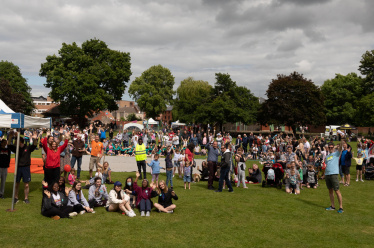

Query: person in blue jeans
left=71, top=135, right=86, bottom=179
left=216, top=143, right=233, bottom=193
left=164, top=145, right=174, bottom=189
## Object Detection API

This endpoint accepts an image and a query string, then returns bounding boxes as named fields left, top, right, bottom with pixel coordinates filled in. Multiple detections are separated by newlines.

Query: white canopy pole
left=9, top=131, right=20, bottom=211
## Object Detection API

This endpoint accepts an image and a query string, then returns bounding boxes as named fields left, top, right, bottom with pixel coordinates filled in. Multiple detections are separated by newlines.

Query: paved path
left=80, top=155, right=206, bottom=172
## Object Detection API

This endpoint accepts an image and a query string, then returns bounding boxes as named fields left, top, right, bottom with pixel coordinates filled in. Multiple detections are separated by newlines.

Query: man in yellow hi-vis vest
left=135, top=137, right=147, bottom=179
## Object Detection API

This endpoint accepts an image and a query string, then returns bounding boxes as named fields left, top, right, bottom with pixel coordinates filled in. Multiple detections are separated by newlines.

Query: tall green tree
left=321, top=73, right=364, bottom=125
left=359, top=50, right=374, bottom=92
left=128, top=65, right=175, bottom=119
left=259, top=72, right=326, bottom=135
left=196, top=73, right=259, bottom=130
left=356, top=92, right=374, bottom=126
left=0, top=60, right=34, bottom=114
left=40, top=39, right=132, bottom=124
left=0, top=78, right=27, bottom=113
left=173, top=77, right=212, bottom=122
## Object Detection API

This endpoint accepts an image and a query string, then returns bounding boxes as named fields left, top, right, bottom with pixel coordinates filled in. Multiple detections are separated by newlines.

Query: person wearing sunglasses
left=324, top=142, right=344, bottom=213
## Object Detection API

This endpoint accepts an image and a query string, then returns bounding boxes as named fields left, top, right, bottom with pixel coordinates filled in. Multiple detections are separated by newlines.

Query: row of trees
left=1, top=38, right=374, bottom=130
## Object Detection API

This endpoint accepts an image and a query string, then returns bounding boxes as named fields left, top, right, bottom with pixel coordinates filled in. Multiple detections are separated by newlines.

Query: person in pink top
left=68, top=168, right=77, bottom=185
left=42, top=131, right=70, bottom=185
left=133, top=171, right=157, bottom=217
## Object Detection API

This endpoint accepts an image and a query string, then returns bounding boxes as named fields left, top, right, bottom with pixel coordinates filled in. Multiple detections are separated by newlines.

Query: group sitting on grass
left=41, top=171, right=178, bottom=220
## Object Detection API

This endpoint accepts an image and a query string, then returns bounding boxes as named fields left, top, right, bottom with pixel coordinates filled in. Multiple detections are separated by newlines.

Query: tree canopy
left=173, top=77, right=212, bottom=123
left=128, top=65, right=175, bottom=119
left=359, top=50, right=374, bottom=93
left=0, top=60, right=34, bottom=114
left=321, top=73, right=364, bottom=125
left=39, top=38, right=131, bottom=123
left=259, top=72, right=326, bottom=134
left=174, top=73, right=259, bottom=129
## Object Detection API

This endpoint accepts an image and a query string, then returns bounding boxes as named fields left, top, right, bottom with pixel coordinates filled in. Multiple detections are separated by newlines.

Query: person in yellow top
left=90, top=135, right=104, bottom=179
left=353, top=153, right=364, bottom=182
left=135, top=137, right=147, bottom=179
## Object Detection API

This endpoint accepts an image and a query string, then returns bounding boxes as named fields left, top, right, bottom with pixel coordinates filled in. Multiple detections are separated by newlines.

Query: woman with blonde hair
left=153, top=180, right=178, bottom=213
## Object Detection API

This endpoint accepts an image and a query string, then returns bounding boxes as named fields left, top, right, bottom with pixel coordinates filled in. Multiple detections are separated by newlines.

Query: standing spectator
left=135, top=137, right=147, bottom=179
left=339, top=142, right=352, bottom=186
left=324, top=142, right=344, bottom=213
left=109, top=128, right=114, bottom=140
left=248, top=132, right=254, bottom=149
left=42, top=131, right=69, bottom=185
left=235, top=135, right=242, bottom=150
left=71, top=134, right=86, bottom=180
left=205, top=141, right=220, bottom=190
left=122, top=130, right=129, bottom=147
left=59, top=138, right=71, bottom=179
left=242, top=134, right=248, bottom=153
left=215, top=143, right=234, bottom=193
left=0, top=139, right=11, bottom=198
left=89, top=134, right=104, bottom=179
left=8, top=131, right=38, bottom=204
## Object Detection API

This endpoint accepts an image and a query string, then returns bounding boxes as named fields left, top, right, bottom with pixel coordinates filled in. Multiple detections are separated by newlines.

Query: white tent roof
left=0, top=99, right=15, bottom=114
left=0, top=99, right=51, bottom=129
left=171, top=120, right=186, bottom=126
left=123, top=123, right=144, bottom=131
left=147, top=118, right=158, bottom=125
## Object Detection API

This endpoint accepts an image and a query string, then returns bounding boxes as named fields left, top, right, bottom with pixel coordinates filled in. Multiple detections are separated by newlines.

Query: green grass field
left=1, top=141, right=373, bottom=248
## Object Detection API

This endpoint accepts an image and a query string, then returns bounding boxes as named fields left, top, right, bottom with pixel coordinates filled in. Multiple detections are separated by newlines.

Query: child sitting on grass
left=306, top=165, right=318, bottom=189
left=147, top=154, right=165, bottom=186
left=287, top=169, right=300, bottom=194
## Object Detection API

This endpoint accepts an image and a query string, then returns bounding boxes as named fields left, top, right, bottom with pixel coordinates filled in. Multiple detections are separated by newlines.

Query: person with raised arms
left=325, top=142, right=344, bottom=213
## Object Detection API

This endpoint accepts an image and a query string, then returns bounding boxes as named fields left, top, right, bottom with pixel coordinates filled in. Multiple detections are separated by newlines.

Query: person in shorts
left=184, top=162, right=191, bottom=190
left=89, top=135, right=104, bottom=179
left=324, top=142, right=343, bottom=213
left=8, top=131, right=38, bottom=204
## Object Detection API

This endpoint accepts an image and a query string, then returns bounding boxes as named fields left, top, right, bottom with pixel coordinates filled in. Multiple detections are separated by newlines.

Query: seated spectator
left=41, top=181, right=74, bottom=219
left=198, top=161, right=209, bottom=181
left=88, top=177, right=109, bottom=208
left=124, top=177, right=136, bottom=208
left=106, top=181, right=136, bottom=217
left=246, top=164, right=262, bottom=183
left=194, top=144, right=200, bottom=155
left=67, top=181, right=95, bottom=215
left=153, top=180, right=178, bottom=213
left=98, top=161, right=113, bottom=184
left=133, top=171, right=157, bottom=217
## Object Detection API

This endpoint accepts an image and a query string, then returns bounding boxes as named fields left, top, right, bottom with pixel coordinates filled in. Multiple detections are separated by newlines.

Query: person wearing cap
left=135, top=137, right=147, bottom=179
left=106, top=181, right=136, bottom=217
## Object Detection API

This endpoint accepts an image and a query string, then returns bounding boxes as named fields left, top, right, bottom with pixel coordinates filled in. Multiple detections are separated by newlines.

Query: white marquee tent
left=0, top=99, right=51, bottom=211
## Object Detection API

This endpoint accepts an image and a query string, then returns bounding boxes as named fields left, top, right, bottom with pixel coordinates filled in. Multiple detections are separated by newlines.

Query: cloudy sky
left=1, top=0, right=374, bottom=99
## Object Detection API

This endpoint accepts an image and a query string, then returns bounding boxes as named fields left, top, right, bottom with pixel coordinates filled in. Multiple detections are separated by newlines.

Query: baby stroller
left=262, top=162, right=284, bottom=189
left=365, top=165, right=374, bottom=180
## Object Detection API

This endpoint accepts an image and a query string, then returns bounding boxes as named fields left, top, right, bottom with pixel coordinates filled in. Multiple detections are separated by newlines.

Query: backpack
left=267, top=168, right=275, bottom=180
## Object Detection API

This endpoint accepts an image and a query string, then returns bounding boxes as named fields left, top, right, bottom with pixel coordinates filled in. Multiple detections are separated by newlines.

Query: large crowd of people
left=0, top=123, right=373, bottom=219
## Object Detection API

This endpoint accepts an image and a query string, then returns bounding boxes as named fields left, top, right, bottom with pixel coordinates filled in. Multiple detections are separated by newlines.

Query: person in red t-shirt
left=185, top=143, right=195, bottom=181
